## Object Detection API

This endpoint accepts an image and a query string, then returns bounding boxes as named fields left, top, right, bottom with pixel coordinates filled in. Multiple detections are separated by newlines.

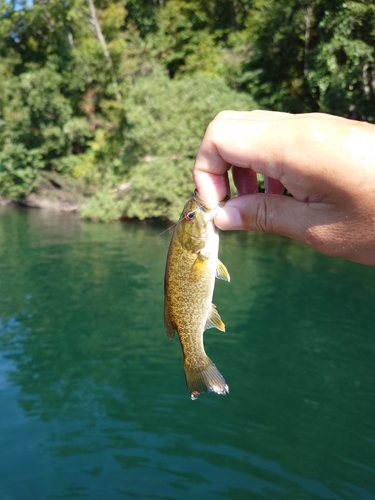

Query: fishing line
left=156, top=215, right=184, bottom=246
left=156, top=224, right=177, bottom=239
left=156, top=205, right=202, bottom=240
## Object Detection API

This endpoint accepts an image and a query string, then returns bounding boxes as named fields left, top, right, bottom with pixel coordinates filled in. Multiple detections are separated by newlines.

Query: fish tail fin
left=184, top=357, right=229, bottom=400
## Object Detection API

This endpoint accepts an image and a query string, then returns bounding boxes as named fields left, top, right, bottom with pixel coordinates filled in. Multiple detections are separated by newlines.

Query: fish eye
left=184, top=211, right=195, bottom=221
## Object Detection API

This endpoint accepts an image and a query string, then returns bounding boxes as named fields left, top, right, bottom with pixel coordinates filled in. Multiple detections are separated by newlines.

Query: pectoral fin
left=216, top=259, right=230, bottom=282
left=205, top=304, right=225, bottom=332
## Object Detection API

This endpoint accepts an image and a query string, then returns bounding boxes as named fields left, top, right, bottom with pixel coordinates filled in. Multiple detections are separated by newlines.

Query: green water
left=0, top=206, right=374, bottom=500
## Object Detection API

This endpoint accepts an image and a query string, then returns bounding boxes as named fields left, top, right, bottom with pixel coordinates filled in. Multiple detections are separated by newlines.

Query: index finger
left=193, top=110, right=291, bottom=203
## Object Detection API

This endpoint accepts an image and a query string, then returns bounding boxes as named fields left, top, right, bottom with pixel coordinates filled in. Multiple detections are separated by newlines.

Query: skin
left=193, top=111, right=375, bottom=266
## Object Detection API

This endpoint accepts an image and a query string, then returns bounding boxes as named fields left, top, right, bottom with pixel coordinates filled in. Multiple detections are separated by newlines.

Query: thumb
left=215, top=194, right=320, bottom=246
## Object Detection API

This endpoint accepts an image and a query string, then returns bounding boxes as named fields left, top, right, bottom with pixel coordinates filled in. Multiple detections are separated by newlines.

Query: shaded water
left=0, top=206, right=374, bottom=500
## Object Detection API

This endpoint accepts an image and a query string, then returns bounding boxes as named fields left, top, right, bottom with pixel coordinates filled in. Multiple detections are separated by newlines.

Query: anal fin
left=205, top=304, right=225, bottom=332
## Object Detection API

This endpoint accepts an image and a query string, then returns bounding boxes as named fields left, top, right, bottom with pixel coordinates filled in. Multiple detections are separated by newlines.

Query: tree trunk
left=87, top=0, right=121, bottom=101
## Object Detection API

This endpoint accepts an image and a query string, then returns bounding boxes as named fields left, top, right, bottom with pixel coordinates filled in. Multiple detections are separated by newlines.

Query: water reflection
left=0, top=207, right=374, bottom=499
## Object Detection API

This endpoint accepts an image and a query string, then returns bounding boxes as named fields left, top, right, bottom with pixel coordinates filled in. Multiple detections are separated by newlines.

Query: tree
left=310, top=1, right=375, bottom=120
left=1, top=0, right=374, bottom=217
left=239, top=0, right=375, bottom=120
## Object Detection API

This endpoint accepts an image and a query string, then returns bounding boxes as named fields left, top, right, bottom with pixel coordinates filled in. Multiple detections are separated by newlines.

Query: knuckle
left=215, top=110, right=234, bottom=120
left=254, top=197, right=274, bottom=233
left=303, top=224, right=336, bottom=255
left=204, top=116, right=221, bottom=139
left=204, top=114, right=229, bottom=144
left=303, top=226, right=323, bottom=250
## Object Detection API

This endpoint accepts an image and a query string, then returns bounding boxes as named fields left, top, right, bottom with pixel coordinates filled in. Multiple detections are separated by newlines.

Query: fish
left=164, top=189, right=230, bottom=400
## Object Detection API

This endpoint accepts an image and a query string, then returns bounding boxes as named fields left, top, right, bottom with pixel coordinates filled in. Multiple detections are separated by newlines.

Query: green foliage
left=118, top=72, right=256, bottom=221
left=240, top=0, right=311, bottom=111
left=0, top=143, right=41, bottom=198
left=80, top=189, right=126, bottom=222
left=239, top=0, right=375, bottom=119
left=123, top=72, right=256, bottom=163
left=122, top=158, right=193, bottom=221
left=80, top=72, right=256, bottom=221
left=0, top=0, right=374, bottom=217
left=309, top=1, right=375, bottom=120
left=0, top=61, right=75, bottom=195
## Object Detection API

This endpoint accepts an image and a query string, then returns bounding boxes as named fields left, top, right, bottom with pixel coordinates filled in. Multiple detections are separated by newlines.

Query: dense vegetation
left=0, top=0, right=374, bottom=221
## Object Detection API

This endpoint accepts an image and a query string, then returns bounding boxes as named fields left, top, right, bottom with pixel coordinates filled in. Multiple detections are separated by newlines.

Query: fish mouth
left=193, top=189, right=229, bottom=211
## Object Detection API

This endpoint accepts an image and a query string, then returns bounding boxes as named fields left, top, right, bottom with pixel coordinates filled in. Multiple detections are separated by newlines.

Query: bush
left=123, top=157, right=193, bottom=221
left=80, top=189, right=126, bottom=222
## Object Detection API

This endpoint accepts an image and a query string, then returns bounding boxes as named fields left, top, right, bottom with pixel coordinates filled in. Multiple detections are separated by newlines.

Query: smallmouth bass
left=164, top=190, right=230, bottom=400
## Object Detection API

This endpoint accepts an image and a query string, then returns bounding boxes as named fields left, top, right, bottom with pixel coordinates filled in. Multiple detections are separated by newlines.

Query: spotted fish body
left=164, top=190, right=230, bottom=400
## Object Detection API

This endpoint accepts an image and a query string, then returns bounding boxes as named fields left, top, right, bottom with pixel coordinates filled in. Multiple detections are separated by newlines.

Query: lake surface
left=0, top=206, right=374, bottom=500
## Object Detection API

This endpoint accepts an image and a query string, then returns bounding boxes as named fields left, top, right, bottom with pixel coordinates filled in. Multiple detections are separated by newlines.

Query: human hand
left=193, top=111, right=375, bottom=265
